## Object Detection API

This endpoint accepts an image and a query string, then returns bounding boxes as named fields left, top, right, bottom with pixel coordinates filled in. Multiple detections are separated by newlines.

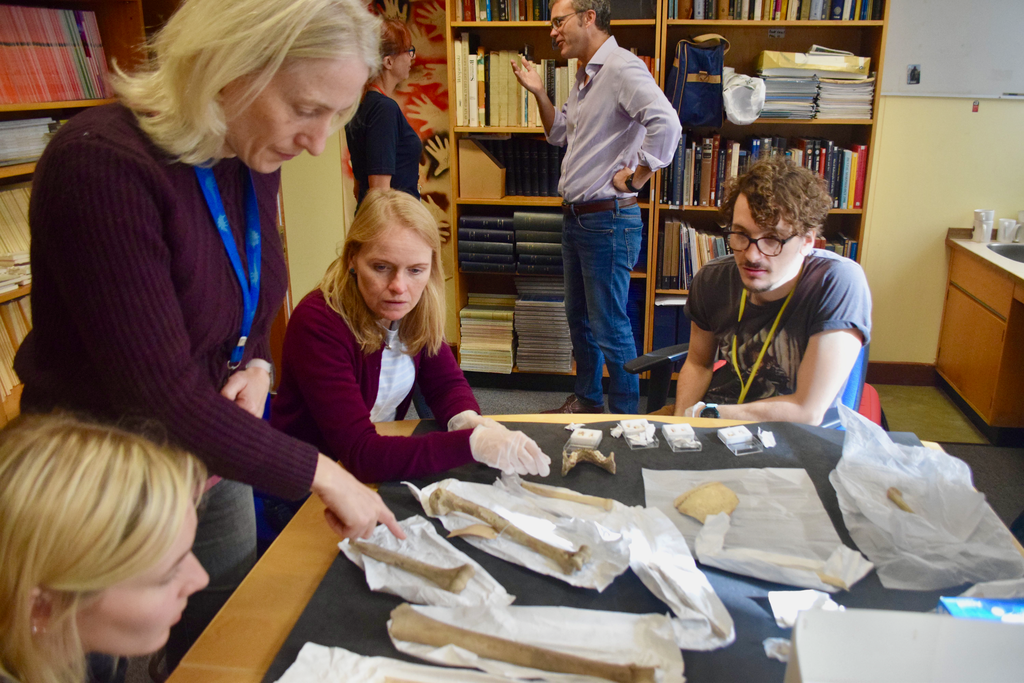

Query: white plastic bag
left=723, top=66, right=765, bottom=125
left=830, top=405, right=1024, bottom=590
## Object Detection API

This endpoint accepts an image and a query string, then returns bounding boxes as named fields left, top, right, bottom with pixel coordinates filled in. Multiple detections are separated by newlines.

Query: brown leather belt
left=562, top=196, right=638, bottom=216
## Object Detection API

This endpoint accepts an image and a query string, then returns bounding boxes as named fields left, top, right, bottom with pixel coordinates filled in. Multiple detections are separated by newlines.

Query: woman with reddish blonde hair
left=345, top=17, right=422, bottom=205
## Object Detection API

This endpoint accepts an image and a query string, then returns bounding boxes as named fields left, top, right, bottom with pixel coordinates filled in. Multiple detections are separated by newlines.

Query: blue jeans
left=563, top=201, right=643, bottom=413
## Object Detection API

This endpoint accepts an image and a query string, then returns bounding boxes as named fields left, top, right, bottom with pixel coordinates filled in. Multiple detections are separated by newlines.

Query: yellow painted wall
left=280, top=131, right=354, bottom=302
left=862, top=96, right=1024, bottom=363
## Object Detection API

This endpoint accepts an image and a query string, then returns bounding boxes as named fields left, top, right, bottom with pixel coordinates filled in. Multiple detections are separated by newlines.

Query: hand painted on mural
left=414, top=0, right=446, bottom=39
left=408, top=23, right=446, bottom=60
left=406, top=96, right=446, bottom=136
left=379, top=0, right=409, bottom=22
left=421, top=194, right=451, bottom=244
left=415, top=63, right=448, bottom=90
left=423, top=135, right=449, bottom=177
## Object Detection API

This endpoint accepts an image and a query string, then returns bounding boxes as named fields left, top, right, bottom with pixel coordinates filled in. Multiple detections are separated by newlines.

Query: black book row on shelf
left=457, top=212, right=565, bottom=275
left=475, top=138, right=564, bottom=198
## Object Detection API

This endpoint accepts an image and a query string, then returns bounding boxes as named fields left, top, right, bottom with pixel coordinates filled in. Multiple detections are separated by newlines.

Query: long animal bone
left=389, top=603, right=656, bottom=683
left=350, top=540, right=475, bottom=594
left=520, top=481, right=615, bottom=511
left=428, top=488, right=591, bottom=574
left=562, top=448, right=616, bottom=476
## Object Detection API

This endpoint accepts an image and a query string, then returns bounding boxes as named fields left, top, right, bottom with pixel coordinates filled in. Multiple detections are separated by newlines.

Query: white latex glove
left=684, top=401, right=706, bottom=418
left=447, top=409, right=502, bottom=432
left=469, top=425, right=551, bottom=477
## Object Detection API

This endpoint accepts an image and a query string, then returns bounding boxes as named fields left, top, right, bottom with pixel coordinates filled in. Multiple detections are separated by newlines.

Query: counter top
left=947, top=233, right=1024, bottom=288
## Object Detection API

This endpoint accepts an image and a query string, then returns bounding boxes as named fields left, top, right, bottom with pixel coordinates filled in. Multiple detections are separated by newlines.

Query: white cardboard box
left=785, top=608, right=1024, bottom=683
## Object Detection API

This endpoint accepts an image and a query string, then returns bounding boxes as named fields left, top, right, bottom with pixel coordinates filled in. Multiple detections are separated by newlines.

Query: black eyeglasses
left=550, top=10, right=585, bottom=29
left=389, top=46, right=415, bottom=57
left=723, top=230, right=796, bottom=257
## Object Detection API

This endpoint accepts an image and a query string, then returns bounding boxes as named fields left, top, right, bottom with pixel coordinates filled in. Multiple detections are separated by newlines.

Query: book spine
left=458, top=252, right=515, bottom=264
left=516, top=242, right=562, bottom=255
left=468, top=52, right=479, bottom=127
left=709, top=134, right=721, bottom=205
left=516, top=264, right=564, bottom=275
left=513, top=211, right=564, bottom=232
left=830, top=0, right=844, bottom=19
left=518, top=253, right=563, bottom=265
left=477, top=49, right=486, bottom=125
left=461, top=261, right=516, bottom=273
left=454, top=39, right=465, bottom=126
left=515, top=230, right=561, bottom=243
left=852, top=144, right=868, bottom=209
left=459, top=240, right=515, bottom=254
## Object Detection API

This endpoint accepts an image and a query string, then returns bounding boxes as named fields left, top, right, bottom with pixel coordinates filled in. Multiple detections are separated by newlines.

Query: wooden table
left=166, top=414, right=739, bottom=682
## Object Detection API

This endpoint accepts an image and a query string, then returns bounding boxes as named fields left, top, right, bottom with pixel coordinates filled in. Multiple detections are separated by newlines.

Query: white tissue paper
left=339, top=515, right=513, bottom=608
left=960, top=577, right=1024, bottom=599
left=408, top=478, right=630, bottom=591
left=762, top=637, right=791, bottom=663
left=275, top=642, right=514, bottom=683
left=388, top=603, right=685, bottom=683
left=644, top=467, right=873, bottom=592
left=831, top=405, right=1024, bottom=590
left=768, top=589, right=843, bottom=628
left=499, top=474, right=735, bottom=650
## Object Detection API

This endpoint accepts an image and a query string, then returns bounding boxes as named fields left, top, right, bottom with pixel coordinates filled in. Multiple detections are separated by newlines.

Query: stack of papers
left=458, top=294, right=516, bottom=374
left=816, top=77, right=875, bottom=119
left=513, top=276, right=571, bottom=373
left=760, top=77, right=818, bottom=119
left=0, top=118, right=56, bottom=166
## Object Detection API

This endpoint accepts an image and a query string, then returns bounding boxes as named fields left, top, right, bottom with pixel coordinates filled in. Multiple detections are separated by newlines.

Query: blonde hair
left=0, top=414, right=206, bottom=683
left=320, top=189, right=446, bottom=356
left=112, top=0, right=382, bottom=165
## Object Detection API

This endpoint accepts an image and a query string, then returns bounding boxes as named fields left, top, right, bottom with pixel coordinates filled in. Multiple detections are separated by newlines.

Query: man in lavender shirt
left=512, top=0, right=681, bottom=414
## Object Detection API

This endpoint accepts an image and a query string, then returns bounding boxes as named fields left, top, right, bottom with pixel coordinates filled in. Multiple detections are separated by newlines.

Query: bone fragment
left=887, top=487, right=914, bottom=513
left=389, top=603, right=656, bottom=683
left=350, top=540, right=475, bottom=594
left=815, top=571, right=849, bottom=591
left=520, top=481, right=615, bottom=511
left=428, top=488, right=591, bottom=574
left=448, top=524, right=498, bottom=540
left=562, top=448, right=616, bottom=476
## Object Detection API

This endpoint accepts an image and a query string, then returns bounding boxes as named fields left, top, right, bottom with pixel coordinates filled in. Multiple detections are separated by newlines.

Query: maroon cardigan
left=15, top=104, right=318, bottom=499
left=271, top=290, right=477, bottom=483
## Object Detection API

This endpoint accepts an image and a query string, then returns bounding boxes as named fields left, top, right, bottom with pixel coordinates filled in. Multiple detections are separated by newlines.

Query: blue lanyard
left=195, top=166, right=261, bottom=370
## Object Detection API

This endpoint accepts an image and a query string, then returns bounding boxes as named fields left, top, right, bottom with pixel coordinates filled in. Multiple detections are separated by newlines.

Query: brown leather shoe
left=542, top=394, right=604, bottom=414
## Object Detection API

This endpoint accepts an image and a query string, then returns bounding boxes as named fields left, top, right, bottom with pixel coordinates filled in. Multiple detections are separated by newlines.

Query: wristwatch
left=699, top=403, right=720, bottom=419
left=625, top=172, right=640, bottom=193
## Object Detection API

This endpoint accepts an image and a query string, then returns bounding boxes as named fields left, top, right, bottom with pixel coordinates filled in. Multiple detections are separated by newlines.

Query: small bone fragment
left=815, top=572, right=849, bottom=591
left=350, top=540, right=475, bottom=594
left=887, top=487, right=914, bottom=513
left=562, top=448, right=616, bottom=476
left=428, top=488, right=591, bottom=574
left=521, top=481, right=615, bottom=511
left=448, top=524, right=498, bottom=540
left=389, top=603, right=656, bottom=683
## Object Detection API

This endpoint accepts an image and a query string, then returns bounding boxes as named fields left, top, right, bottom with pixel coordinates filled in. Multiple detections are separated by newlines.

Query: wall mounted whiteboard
left=881, top=0, right=1024, bottom=99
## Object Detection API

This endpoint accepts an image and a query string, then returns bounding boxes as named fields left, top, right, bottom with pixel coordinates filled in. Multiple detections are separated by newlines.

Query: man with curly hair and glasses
left=672, top=157, right=872, bottom=425
left=511, top=0, right=681, bottom=415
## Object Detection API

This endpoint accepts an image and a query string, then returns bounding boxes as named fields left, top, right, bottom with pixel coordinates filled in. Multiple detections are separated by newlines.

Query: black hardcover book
left=516, top=242, right=562, bottom=255
left=484, top=53, right=491, bottom=127
left=460, top=261, right=516, bottom=273
left=458, top=252, right=515, bottom=264
left=546, top=60, right=557, bottom=106
left=459, top=215, right=514, bottom=230
left=716, top=144, right=726, bottom=207
left=516, top=264, right=564, bottom=275
left=515, top=230, right=561, bottom=243
left=457, top=227, right=514, bottom=242
left=513, top=210, right=563, bottom=232
left=515, top=139, right=528, bottom=197
left=550, top=145, right=562, bottom=196
left=692, top=142, right=702, bottom=206
left=497, top=0, right=508, bottom=21
left=518, top=253, right=563, bottom=265
left=538, top=142, right=550, bottom=198
left=505, top=139, right=519, bottom=196
left=458, top=240, right=515, bottom=254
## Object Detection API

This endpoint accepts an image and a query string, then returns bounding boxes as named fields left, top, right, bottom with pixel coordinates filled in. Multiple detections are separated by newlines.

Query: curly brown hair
left=718, top=157, right=831, bottom=238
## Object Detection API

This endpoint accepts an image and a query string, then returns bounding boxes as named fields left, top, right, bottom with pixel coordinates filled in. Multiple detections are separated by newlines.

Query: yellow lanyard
left=730, top=268, right=801, bottom=404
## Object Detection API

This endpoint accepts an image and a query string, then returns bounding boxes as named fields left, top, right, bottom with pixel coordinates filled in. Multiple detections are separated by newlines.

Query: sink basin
left=987, top=243, right=1024, bottom=263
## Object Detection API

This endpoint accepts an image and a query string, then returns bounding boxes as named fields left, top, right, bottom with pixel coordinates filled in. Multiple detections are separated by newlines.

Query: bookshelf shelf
left=656, top=289, right=688, bottom=295
left=0, top=285, right=31, bottom=305
left=749, top=118, right=874, bottom=125
left=666, top=20, right=884, bottom=27
left=658, top=204, right=862, bottom=215
left=0, top=164, right=36, bottom=180
left=456, top=126, right=546, bottom=133
left=452, top=19, right=657, bottom=28
left=0, top=98, right=117, bottom=114
left=457, top=196, right=563, bottom=206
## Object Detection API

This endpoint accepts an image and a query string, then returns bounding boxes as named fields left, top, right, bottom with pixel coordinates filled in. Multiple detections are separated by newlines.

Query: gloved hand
left=469, top=424, right=551, bottom=477
left=448, top=409, right=503, bottom=432
left=683, top=401, right=706, bottom=418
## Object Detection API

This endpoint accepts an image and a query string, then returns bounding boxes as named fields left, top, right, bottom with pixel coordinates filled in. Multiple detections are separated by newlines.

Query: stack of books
left=0, top=5, right=112, bottom=104
left=760, top=77, right=819, bottom=119
left=0, top=118, right=57, bottom=166
left=652, top=295, right=690, bottom=352
left=657, top=220, right=731, bottom=291
left=816, top=77, right=875, bottom=119
left=0, top=185, right=31, bottom=254
left=513, top=276, right=571, bottom=373
left=675, top=0, right=883, bottom=20
left=513, top=210, right=563, bottom=275
left=475, top=137, right=563, bottom=198
left=458, top=216, right=515, bottom=274
left=458, top=293, right=516, bottom=374
left=0, top=294, right=31, bottom=400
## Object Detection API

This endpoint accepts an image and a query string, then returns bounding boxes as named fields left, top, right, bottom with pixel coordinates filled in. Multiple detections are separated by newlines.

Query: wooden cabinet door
left=936, top=285, right=1006, bottom=421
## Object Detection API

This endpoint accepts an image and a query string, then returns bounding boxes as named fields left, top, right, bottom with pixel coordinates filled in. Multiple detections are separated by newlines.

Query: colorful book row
left=673, top=0, right=883, bottom=20
left=0, top=295, right=31, bottom=399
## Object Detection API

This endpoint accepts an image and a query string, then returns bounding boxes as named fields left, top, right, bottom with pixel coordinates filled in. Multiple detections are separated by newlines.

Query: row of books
left=660, top=133, right=869, bottom=211
left=0, top=295, right=31, bottom=400
left=0, top=185, right=31, bottom=255
left=455, top=0, right=550, bottom=22
left=473, top=136, right=564, bottom=197
left=813, top=234, right=860, bottom=260
left=458, top=293, right=516, bottom=374
left=652, top=296, right=691, bottom=354
left=656, top=220, right=732, bottom=291
left=0, top=117, right=57, bottom=167
left=514, top=276, right=571, bottom=373
left=0, top=5, right=112, bottom=104
left=674, top=0, right=883, bottom=20
left=457, top=212, right=565, bottom=275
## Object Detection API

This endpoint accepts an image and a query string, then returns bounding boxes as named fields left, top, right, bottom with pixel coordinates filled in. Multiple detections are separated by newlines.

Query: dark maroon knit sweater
left=14, top=104, right=318, bottom=499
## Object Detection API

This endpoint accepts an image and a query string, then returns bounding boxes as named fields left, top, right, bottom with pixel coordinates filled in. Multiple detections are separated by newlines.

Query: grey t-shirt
left=685, top=249, right=872, bottom=406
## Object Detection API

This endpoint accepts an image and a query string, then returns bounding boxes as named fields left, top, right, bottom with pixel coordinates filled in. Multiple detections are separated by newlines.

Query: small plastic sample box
left=717, top=425, right=763, bottom=456
left=662, top=423, right=702, bottom=452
